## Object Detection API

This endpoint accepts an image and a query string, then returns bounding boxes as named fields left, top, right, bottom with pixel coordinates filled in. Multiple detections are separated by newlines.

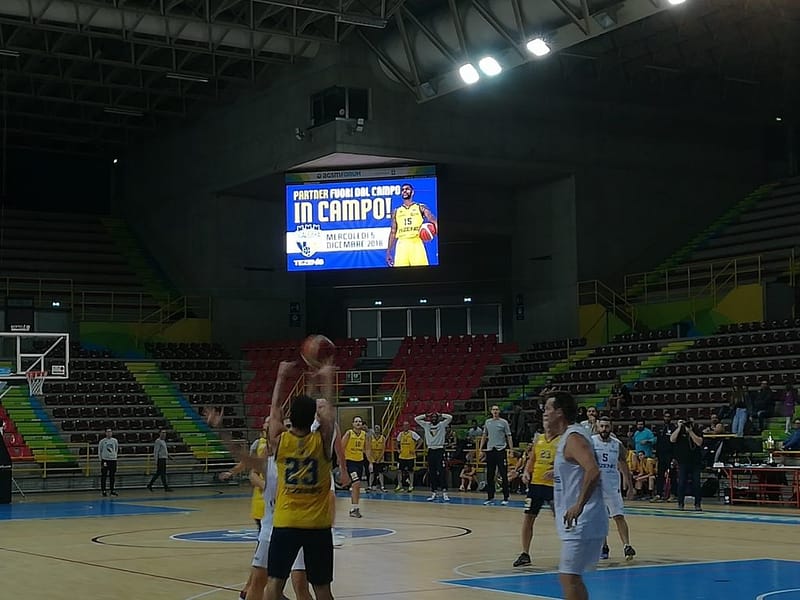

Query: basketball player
left=591, top=417, right=636, bottom=561
left=513, top=421, right=560, bottom=567
left=98, top=428, right=119, bottom=497
left=221, top=419, right=270, bottom=531
left=342, top=416, right=369, bottom=517
left=368, top=424, right=387, bottom=492
left=264, top=362, right=337, bottom=600
left=546, top=391, right=608, bottom=600
left=385, top=183, right=438, bottom=267
left=395, top=420, right=421, bottom=491
left=414, top=411, right=452, bottom=501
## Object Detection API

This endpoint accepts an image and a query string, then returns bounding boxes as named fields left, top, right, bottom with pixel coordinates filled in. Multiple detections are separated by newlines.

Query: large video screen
left=286, top=166, right=438, bottom=272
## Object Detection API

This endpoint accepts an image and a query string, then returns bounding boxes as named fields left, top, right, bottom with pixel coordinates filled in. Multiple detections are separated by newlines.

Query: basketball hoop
left=26, top=370, right=47, bottom=398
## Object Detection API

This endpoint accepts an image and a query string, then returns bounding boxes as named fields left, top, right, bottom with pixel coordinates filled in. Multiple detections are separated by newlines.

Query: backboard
left=0, top=332, right=70, bottom=380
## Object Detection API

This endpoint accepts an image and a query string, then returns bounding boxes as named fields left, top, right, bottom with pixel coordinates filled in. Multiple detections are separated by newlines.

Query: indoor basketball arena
left=1, top=0, right=799, bottom=599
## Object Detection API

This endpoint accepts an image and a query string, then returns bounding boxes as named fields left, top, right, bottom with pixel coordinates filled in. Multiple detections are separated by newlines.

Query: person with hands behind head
left=547, top=392, right=607, bottom=600
left=670, top=417, right=704, bottom=511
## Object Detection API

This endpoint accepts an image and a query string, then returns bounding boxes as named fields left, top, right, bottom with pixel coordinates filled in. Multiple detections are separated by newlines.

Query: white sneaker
left=442, top=492, right=450, bottom=502
left=483, top=500, right=495, bottom=506
left=501, top=500, right=509, bottom=506
left=427, top=492, right=437, bottom=501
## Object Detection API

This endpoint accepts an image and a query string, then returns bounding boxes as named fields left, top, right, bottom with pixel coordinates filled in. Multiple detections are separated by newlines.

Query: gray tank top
left=554, top=424, right=609, bottom=541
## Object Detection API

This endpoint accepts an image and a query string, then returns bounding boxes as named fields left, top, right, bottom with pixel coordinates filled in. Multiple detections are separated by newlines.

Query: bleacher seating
left=386, top=334, right=516, bottom=431
left=0, top=209, right=165, bottom=317
left=243, top=338, right=366, bottom=428
left=42, top=355, right=188, bottom=455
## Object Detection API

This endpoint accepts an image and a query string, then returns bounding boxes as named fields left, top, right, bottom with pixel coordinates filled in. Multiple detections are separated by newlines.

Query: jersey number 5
left=285, top=457, right=319, bottom=486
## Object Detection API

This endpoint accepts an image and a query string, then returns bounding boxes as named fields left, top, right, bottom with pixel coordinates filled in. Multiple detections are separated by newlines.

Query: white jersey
left=260, top=456, right=279, bottom=531
left=554, top=424, right=609, bottom=541
left=591, top=434, right=623, bottom=492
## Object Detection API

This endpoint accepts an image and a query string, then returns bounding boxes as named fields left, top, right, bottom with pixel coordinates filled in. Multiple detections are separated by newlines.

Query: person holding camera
left=669, top=418, right=704, bottom=511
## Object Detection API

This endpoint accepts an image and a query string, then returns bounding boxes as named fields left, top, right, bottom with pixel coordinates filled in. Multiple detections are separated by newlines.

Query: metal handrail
left=0, top=276, right=74, bottom=308
left=577, top=279, right=637, bottom=327
left=622, top=251, right=787, bottom=303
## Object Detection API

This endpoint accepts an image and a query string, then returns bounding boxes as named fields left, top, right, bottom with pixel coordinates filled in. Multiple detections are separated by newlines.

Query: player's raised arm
left=315, top=363, right=337, bottom=458
left=269, top=361, right=294, bottom=445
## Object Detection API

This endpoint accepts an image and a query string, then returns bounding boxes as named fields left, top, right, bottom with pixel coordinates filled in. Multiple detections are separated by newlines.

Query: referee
left=98, top=428, right=119, bottom=497
left=480, top=405, right=513, bottom=505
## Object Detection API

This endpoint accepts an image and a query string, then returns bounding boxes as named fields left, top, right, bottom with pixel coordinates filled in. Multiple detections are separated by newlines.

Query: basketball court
left=1, top=488, right=797, bottom=600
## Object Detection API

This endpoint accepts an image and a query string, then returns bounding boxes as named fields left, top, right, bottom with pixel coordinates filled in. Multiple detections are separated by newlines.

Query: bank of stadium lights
left=667, top=0, right=687, bottom=4
left=526, top=38, right=551, bottom=57
left=458, top=63, right=480, bottom=85
left=478, top=57, right=502, bottom=77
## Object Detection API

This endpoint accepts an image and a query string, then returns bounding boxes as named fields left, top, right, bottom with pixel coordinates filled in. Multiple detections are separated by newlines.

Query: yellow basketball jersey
left=370, top=434, right=386, bottom=462
left=273, top=431, right=332, bottom=529
left=398, top=431, right=418, bottom=460
left=344, top=429, right=366, bottom=462
left=395, top=204, right=425, bottom=239
left=531, top=434, right=559, bottom=486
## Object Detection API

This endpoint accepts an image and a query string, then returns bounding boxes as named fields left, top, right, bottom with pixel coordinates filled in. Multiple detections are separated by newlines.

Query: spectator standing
left=752, top=381, right=775, bottom=432
left=670, top=418, right=704, bottom=511
left=780, top=385, right=798, bottom=434
left=467, top=420, right=483, bottom=446
left=98, top=428, right=119, bottom=497
left=632, top=420, right=656, bottom=458
left=731, top=385, right=749, bottom=437
left=147, top=429, right=174, bottom=492
left=479, top=405, right=513, bottom=505
left=652, top=412, right=677, bottom=502
left=510, top=404, right=532, bottom=445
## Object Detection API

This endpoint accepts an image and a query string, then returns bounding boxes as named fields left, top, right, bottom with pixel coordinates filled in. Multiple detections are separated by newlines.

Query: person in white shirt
left=414, top=412, right=453, bottom=502
left=545, top=391, right=608, bottom=600
left=591, top=417, right=635, bottom=561
left=98, top=428, right=119, bottom=497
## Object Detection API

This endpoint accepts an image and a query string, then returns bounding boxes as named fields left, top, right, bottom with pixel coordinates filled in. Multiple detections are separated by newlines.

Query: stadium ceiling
left=0, top=0, right=797, bottom=156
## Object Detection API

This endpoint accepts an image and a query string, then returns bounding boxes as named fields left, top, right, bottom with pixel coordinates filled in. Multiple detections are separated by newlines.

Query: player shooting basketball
left=385, top=183, right=438, bottom=267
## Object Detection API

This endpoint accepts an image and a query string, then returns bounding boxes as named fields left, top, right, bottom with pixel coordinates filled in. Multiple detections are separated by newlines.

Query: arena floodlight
left=478, top=57, right=502, bottom=77
left=458, top=63, right=480, bottom=85
left=667, top=0, right=687, bottom=4
left=526, top=38, right=551, bottom=57
left=166, top=72, right=209, bottom=83
left=0, top=49, right=21, bottom=57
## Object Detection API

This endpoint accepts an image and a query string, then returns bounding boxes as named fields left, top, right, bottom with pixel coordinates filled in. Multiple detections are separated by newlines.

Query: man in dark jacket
left=652, top=411, right=678, bottom=502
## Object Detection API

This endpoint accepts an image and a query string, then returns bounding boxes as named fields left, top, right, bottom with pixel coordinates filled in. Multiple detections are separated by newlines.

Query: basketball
left=419, top=222, right=437, bottom=242
left=300, top=334, right=336, bottom=368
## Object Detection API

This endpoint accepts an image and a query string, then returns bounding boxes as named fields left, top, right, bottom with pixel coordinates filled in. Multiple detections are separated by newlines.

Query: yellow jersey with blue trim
left=395, top=204, right=425, bottom=240
left=531, top=433, right=560, bottom=487
left=344, top=429, right=367, bottom=462
left=273, top=430, right=332, bottom=529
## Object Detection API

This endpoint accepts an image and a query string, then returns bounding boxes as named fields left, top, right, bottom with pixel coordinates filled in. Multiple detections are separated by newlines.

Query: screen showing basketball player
left=285, top=174, right=438, bottom=272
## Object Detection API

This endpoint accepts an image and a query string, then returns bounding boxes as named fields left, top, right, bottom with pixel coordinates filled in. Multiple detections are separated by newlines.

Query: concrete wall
left=118, top=45, right=766, bottom=350
left=511, top=177, right=579, bottom=348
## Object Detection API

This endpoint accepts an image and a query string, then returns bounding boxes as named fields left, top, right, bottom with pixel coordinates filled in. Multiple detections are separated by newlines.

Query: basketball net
left=26, top=370, right=47, bottom=398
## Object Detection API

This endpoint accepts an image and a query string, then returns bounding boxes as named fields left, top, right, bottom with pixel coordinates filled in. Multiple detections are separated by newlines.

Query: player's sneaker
left=408, top=486, right=414, bottom=492
left=500, top=500, right=509, bottom=506
left=624, top=545, right=636, bottom=561
left=483, top=500, right=495, bottom=506
left=427, top=492, right=437, bottom=501
left=395, top=484, right=403, bottom=492
left=442, top=492, right=450, bottom=502
left=349, top=508, right=362, bottom=518
left=600, top=545, right=610, bottom=560
left=380, top=487, right=386, bottom=492
left=513, top=552, right=532, bottom=567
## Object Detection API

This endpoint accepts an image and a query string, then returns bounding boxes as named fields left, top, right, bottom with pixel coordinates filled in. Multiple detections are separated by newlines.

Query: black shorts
left=346, top=460, right=366, bottom=482
left=524, top=484, right=554, bottom=516
left=372, top=462, right=386, bottom=474
left=398, top=458, right=415, bottom=471
left=267, top=527, right=333, bottom=585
